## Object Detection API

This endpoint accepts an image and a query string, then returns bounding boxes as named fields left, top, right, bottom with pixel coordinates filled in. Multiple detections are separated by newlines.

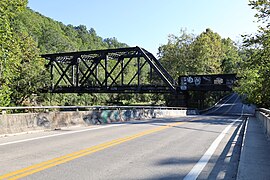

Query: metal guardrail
left=0, top=106, right=187, bottom=114
left=258, top=108, right=270, bottom=116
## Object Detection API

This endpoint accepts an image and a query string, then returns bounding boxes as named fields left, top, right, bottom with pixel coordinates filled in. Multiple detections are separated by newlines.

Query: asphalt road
left=0, top=94, right=254, bottom=180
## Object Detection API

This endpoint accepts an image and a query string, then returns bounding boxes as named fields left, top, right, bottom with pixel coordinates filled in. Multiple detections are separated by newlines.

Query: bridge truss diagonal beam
left=41, top=46, right=177, bottom=94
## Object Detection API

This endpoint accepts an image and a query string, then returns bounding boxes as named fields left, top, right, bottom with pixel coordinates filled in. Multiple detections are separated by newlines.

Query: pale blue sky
left=28, top=0, right=258, bottom=55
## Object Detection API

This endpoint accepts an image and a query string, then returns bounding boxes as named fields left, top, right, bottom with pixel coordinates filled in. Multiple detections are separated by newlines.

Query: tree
left=236, top=0, right=270, bottom=108
left=221, top=38, right=242, bottom=74
left=9, top=30, right=49, bottom=105
left=0, top=0, right=28, bottom=106
left=158, top=28, right=241, bottom=107
left=159, top=28, right=241, bottom=76
left=192, top=28, right=223, bottom=74
left=158, top=29, right=196, bottom=78
left=104, top=37, right=128, bottom=49
left=0, top=0, right=52, bottom=106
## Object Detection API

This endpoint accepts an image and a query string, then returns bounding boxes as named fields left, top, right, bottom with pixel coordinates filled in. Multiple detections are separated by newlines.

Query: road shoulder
left=237, top=117, right=270, bottom=180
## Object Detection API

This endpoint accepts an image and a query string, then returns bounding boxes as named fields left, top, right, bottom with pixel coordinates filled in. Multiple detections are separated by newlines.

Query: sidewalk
left=237, top=117, right=270, bottom=180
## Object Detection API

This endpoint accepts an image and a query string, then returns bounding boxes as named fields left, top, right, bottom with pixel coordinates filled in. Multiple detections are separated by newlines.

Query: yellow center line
left=1, top=121, right=188, bottom=180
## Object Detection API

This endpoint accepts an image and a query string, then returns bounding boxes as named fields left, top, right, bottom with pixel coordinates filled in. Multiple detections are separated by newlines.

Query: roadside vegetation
left=0, top=0, right=269, bottom=108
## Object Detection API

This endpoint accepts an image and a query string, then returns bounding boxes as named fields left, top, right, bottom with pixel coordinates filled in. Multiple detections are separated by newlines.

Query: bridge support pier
left=165, top=93, right=187, bottom=107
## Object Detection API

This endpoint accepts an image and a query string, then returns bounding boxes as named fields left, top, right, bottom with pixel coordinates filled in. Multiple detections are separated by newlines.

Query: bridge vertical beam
left=50, top=60, right=54, bottom=90
left=96, top=65, right=99, bottom=86
left=149, top=65, right=152, bottom=82
left=121, top=58, right=124, bottom=85
left=70, top=56, right=77, bottom=86
left=137, top=55, right=140, bottom=86
left=72, top=64, right=75, bottom=86
left=105, top=54, right=108, bottom=87
left=76, top=58, right=79, bottom=87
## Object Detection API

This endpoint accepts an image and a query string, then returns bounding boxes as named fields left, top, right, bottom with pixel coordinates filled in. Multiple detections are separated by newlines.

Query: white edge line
left=184, top=105, right=244, bottom=180
left=0, top=124, right=125, bottom=146
left=183, top=122, right=235, bottom=180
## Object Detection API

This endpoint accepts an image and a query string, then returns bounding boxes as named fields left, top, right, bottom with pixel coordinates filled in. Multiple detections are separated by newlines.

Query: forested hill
left=19, top=8, right=128, bottom=54
left=1, top=0, right=270, bottom=108
left=0, top=1, right=130, bottom=107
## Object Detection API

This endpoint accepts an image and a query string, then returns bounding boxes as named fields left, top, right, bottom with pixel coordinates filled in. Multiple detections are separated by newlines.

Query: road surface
left=0, top=93, right=254, bottom=179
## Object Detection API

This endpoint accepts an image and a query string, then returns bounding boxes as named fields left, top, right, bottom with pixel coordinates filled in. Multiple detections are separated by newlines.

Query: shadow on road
left=205, top=119, right=246, bottom=179
left=148, top=118, right=246, bottom=180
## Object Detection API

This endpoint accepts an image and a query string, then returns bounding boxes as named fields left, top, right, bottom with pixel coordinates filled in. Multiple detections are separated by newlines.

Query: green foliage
left=0, top=0, right=28, bottom=106
left=158, top=29, right=196, bottom=78
left=235, top=0, right=270, bottom=108
left=158, top=28, right=240, bottom=77
left=249, top=0, right=270, bottom=22
left=192, top=28, right=223, bottom=74
left=221, top=38, right=242, bottom=74
left=9, top=30, right=49, bottom=105
left=158, top=28, right=241, bottom=108
left=17, top=9, right=129, bottom=54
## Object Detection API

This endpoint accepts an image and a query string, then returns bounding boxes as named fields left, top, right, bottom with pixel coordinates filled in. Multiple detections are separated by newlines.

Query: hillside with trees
left=0, top=0, right=43, bottom=107
left=0, top=0, right=135, bottom=107
left=17, top=8, right=140, bottom=106
left=1, top=0, right=269, bottom=108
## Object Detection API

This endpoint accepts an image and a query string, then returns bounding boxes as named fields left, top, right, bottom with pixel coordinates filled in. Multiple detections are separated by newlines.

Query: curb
left=0, top=129, right=47, bottom=138
left=0, top=125, right=84, bottom=138
left=236, top=117, right=248, bottom=180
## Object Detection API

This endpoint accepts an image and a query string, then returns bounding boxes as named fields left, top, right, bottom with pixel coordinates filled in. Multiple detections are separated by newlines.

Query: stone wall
left=0, top=109, right=196, bottom=135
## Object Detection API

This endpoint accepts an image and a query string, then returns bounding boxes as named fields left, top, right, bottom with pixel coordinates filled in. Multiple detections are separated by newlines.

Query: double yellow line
left=0, top=122, right=185, bottom=180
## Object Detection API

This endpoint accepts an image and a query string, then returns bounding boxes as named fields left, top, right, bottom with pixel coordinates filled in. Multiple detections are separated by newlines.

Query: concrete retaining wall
left=0, top=109, right=196, bottom=135
left=256, top=110, right=270, bottom=138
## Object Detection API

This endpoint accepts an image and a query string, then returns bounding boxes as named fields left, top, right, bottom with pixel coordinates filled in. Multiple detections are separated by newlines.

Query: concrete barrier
left=0, top=108, right=195, bottom=135
left=256, top=109, right=270, bottom=138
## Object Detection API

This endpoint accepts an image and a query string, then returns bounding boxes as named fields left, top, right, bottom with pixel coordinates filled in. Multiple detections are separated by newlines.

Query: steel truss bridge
left=41, top=46, right=235, bottom=94
left=42, top=46, right=176, bottom=94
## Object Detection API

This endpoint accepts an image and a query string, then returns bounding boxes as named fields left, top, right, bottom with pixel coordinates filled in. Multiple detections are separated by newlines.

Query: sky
left=28, top=0, right=258, bottom=55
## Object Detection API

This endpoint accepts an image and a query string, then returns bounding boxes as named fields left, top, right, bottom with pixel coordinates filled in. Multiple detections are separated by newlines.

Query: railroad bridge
left=41, top=46, right=236, bottom=106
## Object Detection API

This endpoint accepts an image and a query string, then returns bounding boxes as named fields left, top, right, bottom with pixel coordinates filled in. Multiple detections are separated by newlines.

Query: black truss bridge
left=41, top=46, right=177, bottom=94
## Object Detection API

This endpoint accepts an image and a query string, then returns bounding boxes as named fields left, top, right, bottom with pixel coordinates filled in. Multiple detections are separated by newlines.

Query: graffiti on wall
left=36, top=116, right=50, bottom=128
left=82, top=109, right=158, bottom=125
